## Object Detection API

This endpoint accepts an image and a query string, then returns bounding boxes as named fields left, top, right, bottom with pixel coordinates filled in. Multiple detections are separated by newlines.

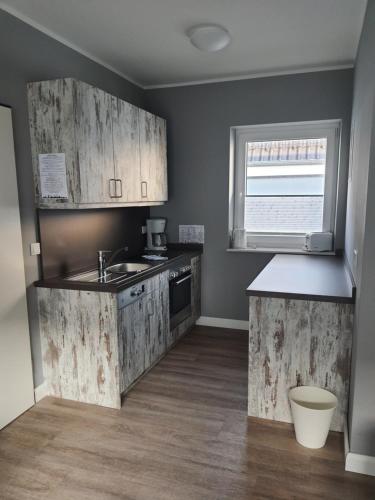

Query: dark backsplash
left=38, top=207, right=149, bottom=279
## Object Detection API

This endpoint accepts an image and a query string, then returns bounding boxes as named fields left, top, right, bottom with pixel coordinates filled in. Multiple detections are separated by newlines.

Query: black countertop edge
left=246, top=290, right=355, bottom=304
left=34, top=247, right=202, bottom=294
left=167, top=243, right=204, bottom=252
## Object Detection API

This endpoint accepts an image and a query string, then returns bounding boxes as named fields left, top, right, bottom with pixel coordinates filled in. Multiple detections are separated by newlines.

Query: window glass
left=245, top=138, right=327, bottom=234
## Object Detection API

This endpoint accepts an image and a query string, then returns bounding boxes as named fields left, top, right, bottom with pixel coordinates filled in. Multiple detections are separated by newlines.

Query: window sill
left=226, top=247, right=337, bottom=256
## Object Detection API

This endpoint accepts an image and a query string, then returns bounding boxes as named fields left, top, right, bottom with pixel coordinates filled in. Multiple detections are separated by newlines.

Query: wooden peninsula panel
left=248, top=296, right=353, bottom=432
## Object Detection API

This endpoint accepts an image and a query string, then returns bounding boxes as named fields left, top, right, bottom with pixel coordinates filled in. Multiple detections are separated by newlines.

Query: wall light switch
left=141, top=225, right=147, bottom=234
left=353, top=248, right=358, bottom=271
left=30, top=242, right=41, bottom=256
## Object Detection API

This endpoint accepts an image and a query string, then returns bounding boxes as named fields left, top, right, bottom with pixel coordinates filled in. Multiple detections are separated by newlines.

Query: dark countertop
left=246, top=254, right=355, bottom=303
left=34, top=244, right=202, bottom=294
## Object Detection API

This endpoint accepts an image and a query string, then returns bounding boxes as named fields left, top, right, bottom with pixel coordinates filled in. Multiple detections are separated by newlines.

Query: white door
left=0, top=106, right=34, bottom=429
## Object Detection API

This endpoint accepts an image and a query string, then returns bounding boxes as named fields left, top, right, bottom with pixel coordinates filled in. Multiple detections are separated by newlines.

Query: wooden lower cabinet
left=144, top=283, right=170, bottom=367
left=37, top=257, right=201, bottom=409
left=38, top=271, right=169, bottom=409
left=118, top=273, right=170, bottom=393
left=118, top=297, right=146, bottom=392
left=38, top=287, right=122, bottom=409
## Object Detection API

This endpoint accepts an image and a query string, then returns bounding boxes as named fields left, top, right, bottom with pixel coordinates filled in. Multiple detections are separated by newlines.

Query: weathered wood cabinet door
left=139, top=109, right=168, bottom=202
left=119, top=298, right=146, bottom=389
left=112, top=97, right=141, bottom=202
left=144, top=282, right=170, bottom=368
left=28, top=79, right=79, bottom=204
left=38, top=288, right=121, bottom=409
left=75, top=82, right=115, bottom=203
left=28, top=79, right=115, bottom=205
left=118, top=272, right=169, bottom=393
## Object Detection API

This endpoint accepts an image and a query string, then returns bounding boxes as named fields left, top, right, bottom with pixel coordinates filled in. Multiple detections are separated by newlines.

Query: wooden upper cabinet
left=75, top=82, right=114, bottom=203
left=139, top=109, right=168, bottom=202
left=112, top=97, right=141, bottom=202
left=28, top=79, right=115, bottom=206
left=28, top=78, right=168, bottom=208
left=28, top=79, right=79, bottom=205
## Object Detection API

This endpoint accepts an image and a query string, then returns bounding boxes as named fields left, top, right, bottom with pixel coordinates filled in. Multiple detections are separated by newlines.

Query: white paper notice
left=39, top=153, right=68, bottom=199
left=179, top=225, right=205, bottom=244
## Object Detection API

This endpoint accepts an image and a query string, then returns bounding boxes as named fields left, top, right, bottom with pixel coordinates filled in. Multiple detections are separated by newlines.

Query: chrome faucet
left=97, top=250, right=110, bottom=277
left=97, top=246, right=129, bottom=276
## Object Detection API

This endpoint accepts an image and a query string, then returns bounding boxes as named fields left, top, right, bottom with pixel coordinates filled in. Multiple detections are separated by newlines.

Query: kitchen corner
left=2, top=2, right=375, bottom=496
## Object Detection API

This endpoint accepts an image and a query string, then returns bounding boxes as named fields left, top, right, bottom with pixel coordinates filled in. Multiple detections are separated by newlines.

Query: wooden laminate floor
left=1, top=326, right=374, bottom=500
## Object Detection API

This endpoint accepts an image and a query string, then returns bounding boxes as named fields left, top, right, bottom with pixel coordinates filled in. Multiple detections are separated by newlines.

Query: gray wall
left=145, top=70, right=354, bottom=321
left=346, top=1, right=375, bottom=457
left=0, top=9, right=144, bottom=386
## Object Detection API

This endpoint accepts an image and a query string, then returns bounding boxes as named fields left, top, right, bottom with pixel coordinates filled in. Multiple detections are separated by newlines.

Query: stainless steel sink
left=106, top=262, right=152, bottom=274
left=64, top=262, right=153, bottom=284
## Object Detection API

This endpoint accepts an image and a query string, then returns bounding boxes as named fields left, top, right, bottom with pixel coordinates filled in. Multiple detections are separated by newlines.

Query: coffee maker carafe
left=146, top=218, right=167, bottom=252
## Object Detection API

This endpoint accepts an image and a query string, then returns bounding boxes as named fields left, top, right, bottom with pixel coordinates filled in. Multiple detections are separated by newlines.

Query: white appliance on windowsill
left=304, top=232, right=333, bottom=252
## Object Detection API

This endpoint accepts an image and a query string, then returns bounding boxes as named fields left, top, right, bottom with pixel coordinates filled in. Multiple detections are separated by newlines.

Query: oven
left=169, top=265, right=192, bottom=330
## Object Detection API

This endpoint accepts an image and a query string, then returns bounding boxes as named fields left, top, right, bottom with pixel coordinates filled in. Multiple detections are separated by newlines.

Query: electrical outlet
left=30, top=242, right=41, bottom=256
left=141, top=225, right=147, bottom=234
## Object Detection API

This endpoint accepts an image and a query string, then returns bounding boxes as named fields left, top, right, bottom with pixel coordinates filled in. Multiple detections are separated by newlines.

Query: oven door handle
left=173, top=274, right=192, bottom=286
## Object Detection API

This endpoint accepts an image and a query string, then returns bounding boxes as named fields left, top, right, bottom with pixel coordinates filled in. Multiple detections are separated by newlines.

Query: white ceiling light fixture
left=187, top=24, right=231, bottom=52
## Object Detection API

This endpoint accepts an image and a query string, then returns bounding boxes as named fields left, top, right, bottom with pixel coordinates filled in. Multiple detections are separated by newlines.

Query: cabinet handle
left=130, top=285, right=145, bottom=297
left=115, top=179, right=123, bottom=198
left=141, top=181, right=148, bottom=198
left=147, top=297, right=155, bottom=316
left=109, top=179, right=117, bottom=198
left=174, top=274, right=192, bottom=286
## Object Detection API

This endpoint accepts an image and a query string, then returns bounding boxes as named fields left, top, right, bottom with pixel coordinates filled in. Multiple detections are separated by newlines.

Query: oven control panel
left=169, top=265, right=191, bottom=281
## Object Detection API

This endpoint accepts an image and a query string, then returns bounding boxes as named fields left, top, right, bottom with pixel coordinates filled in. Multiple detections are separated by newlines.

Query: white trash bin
left=289, top=386, right=337, bottom=449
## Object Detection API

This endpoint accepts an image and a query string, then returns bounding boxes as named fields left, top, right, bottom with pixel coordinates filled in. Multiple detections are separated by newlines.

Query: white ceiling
left=0, top=0, right=367, bottom=88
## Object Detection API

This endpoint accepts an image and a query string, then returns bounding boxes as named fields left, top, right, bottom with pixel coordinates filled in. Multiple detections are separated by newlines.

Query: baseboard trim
left=346, top=452, right=375, bottom=477
left=196, top=316, right=248, bottom=331
left=344, top=416, right=375, bottom=476
left=34, top=381, right=48, bottom=403
left=344, top=417, right=349, bottom=458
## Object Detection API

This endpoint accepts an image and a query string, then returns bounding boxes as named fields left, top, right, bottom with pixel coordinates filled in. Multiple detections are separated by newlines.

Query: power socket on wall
left=30, top=242, right=41, bottom=256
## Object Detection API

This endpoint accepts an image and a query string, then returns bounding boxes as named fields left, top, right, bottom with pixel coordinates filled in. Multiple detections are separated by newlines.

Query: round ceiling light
left=187, top=24, right=231, bottom=52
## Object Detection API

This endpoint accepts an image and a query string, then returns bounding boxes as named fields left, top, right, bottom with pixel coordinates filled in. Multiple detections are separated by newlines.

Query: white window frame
left=230, top=120, right=341, bottom=252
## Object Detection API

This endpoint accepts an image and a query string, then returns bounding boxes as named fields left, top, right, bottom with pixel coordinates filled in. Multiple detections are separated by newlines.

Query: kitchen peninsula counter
left=246, top=253, right=354, bottom=432
left=246, top=254, right=355, bottom=303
